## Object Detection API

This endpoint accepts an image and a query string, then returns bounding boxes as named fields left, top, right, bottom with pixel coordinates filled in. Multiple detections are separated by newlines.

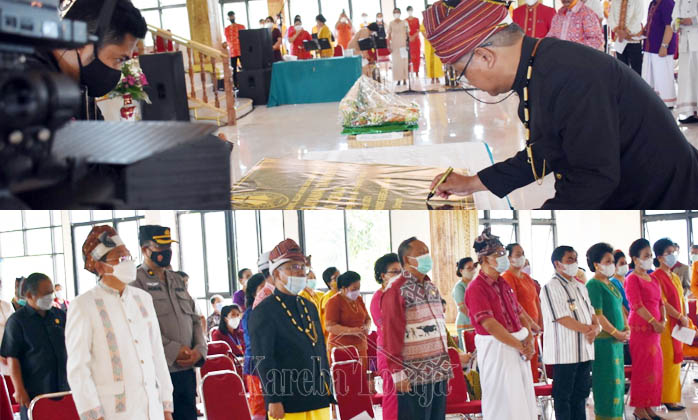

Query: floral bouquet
left=109, top=59, right=151, bottom=104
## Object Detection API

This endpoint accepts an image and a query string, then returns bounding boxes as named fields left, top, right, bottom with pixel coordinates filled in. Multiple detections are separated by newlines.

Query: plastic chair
left=366, top=331, right=378, bottom=372
left=462, top=329, right=477, bottom=353
left=445, top=348, right=482, bottom=418
left=331, top=345, right=360, bottom=364
left=200, top=354, right=236, bottom=378
left=3, top=375, right=18, bottom=413
left=534, top=335, right=554, bottom=420
left=1, top=375, right=13, bottom=420
left=207, top=341, right=234, bottom=359
left=331, top=360, right=375, bottom=419
left=201, top=370, right=251, bottom=420
left=28, top=391, right=79, bottom=420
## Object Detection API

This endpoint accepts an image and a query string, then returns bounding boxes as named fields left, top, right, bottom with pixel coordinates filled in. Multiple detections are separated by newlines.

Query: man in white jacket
left=674, top=0, right=698, bottom=124
left=66, top=225, right=174, bottom=420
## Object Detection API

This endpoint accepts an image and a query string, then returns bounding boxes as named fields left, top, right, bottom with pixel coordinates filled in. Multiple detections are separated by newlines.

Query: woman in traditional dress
left=642, top=0, right=678, bottom=107
left=586, top=242, right=629, bottom=420
left=316, top=14, right=334, bottom=58
left=452, top=257, right=476, bottom=351
left=388, top=8, right=409, bottom=86
left=420, top=23, right=445, bottom=83
left=651, top=238, right=689, bottom=412
left=625, top=238, right=665, bottom=420
left=405, top=6, right=421, bottom=77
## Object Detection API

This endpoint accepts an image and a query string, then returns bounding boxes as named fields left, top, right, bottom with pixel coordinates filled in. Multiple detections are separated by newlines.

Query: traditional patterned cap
left=82, top=225, right=124, bottom=274
left=269, top=239, right=306, bottom=274
left=423, top=0, right=510, bottom=64
left=473, top=227, right=503, bottom=257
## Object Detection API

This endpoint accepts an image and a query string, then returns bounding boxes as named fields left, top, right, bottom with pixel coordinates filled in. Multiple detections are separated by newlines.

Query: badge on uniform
left=55, top=318, right=60, bottom=325
left=568, top=298, right=577, bottom=312
left=175, top=287, right=185, bottom=292
left=147, top=282, right=162, bottom=291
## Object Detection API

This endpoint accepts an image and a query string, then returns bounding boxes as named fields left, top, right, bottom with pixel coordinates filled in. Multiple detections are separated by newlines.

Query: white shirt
left=673, top=0, right=698, bottom=52
left=540, top=273, right=595, bottom=365
left=608, top=0, right=645, bottom=45
left=584, top=0, right=605, bottom=20
left=0, top=300, right=14, bottom=375
left=66, top=282, right=173, bottom=420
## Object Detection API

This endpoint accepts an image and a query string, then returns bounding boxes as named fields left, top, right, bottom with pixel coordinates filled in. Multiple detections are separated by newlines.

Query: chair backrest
left=331, top=345, right=360, bottom=364
left=689, top=300, right=698, bottom=326
left=331, top=360, right=375, bottom=420
left=366, top=331, right=378, bottom=373
left=28, top=391, right=80, bottom=420
left=446, top=348, right=470, bottom=407
left=3, top=376, right=16, bottom=406
left=0, top=376, right=13, bottom=420
left=462, top=329, right=476, bottom=353
left=201, top=370, right=251, bottom=420
left=208, top=341, right=234, bottom=359
left=201, top=354, right=236, bottom=378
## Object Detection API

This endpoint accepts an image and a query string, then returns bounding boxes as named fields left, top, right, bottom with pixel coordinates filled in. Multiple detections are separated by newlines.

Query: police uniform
left=130, top=227, right=206, bottom=420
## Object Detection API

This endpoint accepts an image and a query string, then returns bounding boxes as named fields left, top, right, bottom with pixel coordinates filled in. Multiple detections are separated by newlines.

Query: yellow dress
left=317, top=25, right=334, bottom=58
left=660, top=272, right=685, bottom=403
left=420, top=24, right=444, bottom=79
left=273, top=407, right=331, bottom=420
left=299, top=288, right=324, bottom=312
left=319, top=289, right=337, bottom=340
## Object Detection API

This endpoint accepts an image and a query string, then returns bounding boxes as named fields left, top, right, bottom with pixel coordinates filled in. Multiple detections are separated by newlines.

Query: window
left=248, top=0, right=271, bottom=28
left=70, top=211, right=145, bottom=295
left=345, top=211, right=391, bottom=293
left=479, top=210, right=519, bottom=245
left=134, top=0, right=188, bottom=46
left=288, top=0, right=320, bottom=33
left=394, top=0, right=427, bottom=18
left=0, top=211, right=64, bottom=301
left=233, top=211, right=260, bottom=276
left=352, top=0, right=382, bottom=20
left=642, top=211, right=698, bottom=265
left=222, top=2, right=250, bottom=29
left=259, top=211, right=285, bottom=252
left=303, top=211, right=348, bottom=278
left=530, top=212, right=557, bottom=284
left=320, top=0, right=351, bottom=23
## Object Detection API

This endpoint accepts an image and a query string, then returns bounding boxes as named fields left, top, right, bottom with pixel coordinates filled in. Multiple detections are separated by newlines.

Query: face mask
left=616, top=264, right=629, bottom=276
left=76, top=48, right=123, bottom=97
left=377, top=17, right=383, bottom=23
left=561, top=263, right=579, bottom=277
left=393, top=13, right=401, bottom=19
left=362, top=16, right=368, bottom=22
left=150, top=249, right=172, bottom=267
left=295, top=25, right=302, bottom=31
left=408, top=11, right=414, bottom=16
left=36, top=294, right=55, bottom=311
left=662, top=254, right=677, bottom=267
left=598, top=263, right=616, bottom=278
left=411, top=254, right=433, bottom=274
left=526, top=0, right=538, bottom=5
left=510, top=256, right=526, bottom=268
left=227, top=317, right=240, bottom=329
left=522, top=265, right=531, bottom=275
left=111, top=259, right=138, bottom=283
left=346, top=290, right=361, bottom=301
left=494, top=255, right=510, bottom=273
left=639, top=258, right=654, bottom=271
left=55, top=290, right=64, bottom=300
left=215, top=302, right=223, bottom=312
left=265, top=22, right=274, bottom=29
left=306, top=278, right=317, bottom=290
left=341, top=18, right=348, bottom=23
left=284, top=275, right=307, bottom=295
left=462, top=269, right=476, bottom=280
left=18, top=298, right=27, bottom=306
left=692, top=254, right=698, bottom=263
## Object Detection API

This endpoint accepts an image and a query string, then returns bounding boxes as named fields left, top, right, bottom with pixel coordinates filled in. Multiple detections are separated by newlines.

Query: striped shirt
left=541, top=273, right=595, bottom=364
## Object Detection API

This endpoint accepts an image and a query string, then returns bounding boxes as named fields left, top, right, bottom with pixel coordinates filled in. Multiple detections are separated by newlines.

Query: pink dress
left=370, top=288, right=397, bottom=420
left=625, top=272, right=664, bottom=407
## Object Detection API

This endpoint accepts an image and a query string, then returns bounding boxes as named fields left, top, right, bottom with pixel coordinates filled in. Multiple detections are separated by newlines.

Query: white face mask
left=407, top=11, right=413, bottom=16
left=560, top=262, right=579, bottom=278
left=227, top=317, right=240, bottom=329
left=283, top=275, right=307, bottom=295
left=55, top=290, right=64, bottom=300
left=362, top=15, right=368, bottom=22
left=341, top=18, right=348, bottom=23
left=111, top=259, right=137, bottom=283
left=639, top=257, right=654, bottom=271
left=215, top=302, right=223, bottom=313
left=35, top=293, right=55, bottom=311
left=393, top=13, right=401, bottom=19
left=346, top=290, right=361, bottom=301
left=377, top=17, right=383, bottom=22
left=295, top=25, right=302, bottom=31
left=598, top=263, right=616, bottom=278
left=510, top=256, right=526, bottom=268
left=265, top=22, right=273, bottom=29
left=616, top=264, right=629, bottom=276
left=494, top=255, right=510, bottom=273
left=526, top=0, right=539, bottom=6
left=461, top=269, right=476, bottom=280
left=692, top=254, right=698, bottom=263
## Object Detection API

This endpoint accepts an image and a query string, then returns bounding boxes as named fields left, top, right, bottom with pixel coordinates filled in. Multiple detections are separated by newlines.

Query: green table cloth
left=267, top=56, right=362, bottom=107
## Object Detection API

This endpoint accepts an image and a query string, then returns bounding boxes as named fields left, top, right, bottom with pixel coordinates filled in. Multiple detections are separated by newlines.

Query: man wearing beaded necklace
left=249, top=239, right=334, bottom=420
left=425, top=0, right=698, bottom=209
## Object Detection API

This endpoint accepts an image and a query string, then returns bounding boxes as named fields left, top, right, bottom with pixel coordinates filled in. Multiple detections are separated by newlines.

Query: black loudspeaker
left=238, top=69, right=271, bottom=105
left=139, top=52, right=190, bottom=121
left=49, top=121, right=232, bottom=208
left=239, top=29, right=273, bottom=70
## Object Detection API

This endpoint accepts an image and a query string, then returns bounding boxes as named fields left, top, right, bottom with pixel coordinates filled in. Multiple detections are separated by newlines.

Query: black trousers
left=552, top=361, right=592, bottom=420
left=171, top=369, right=198, bottom=420
left=617, top=43, right=643, bottom=75
left=397, top=379, right=447, bottom=420
left=230, top=56, right=240, bottom=87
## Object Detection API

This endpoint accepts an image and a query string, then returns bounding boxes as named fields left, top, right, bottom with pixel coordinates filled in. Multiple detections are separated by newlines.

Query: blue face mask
left=663, top=254, right=677, bottom=267
left=411, top=254, right=433, bottom=274
left=18, top=298, right=27, bottom=306
left=306, top=278, right=317, bottom=290
left=284, top=275, right=307, bottom=295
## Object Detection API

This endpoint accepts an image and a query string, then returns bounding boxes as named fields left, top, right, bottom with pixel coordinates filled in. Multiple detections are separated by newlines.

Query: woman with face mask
left=625, top=238, right=666, bottom=420
left=501, top=243, right=543, bottom=382
left=612, top=250, right=631, bottom=314
left=335, top=11, right=354, bottom=50
left=265, top=16, right=284, bottom=62
left=388, top=8, right=409, bottom=85
left=585, top=242, right=629, bottom=420
left=650, top=238, right=688, bottom=413
left=299, top=269, right=325, bottom=311
left=288, top=18, right=313, bottom=60
left=241, top=273, right=268, bottom=420
left=211, top=305, right=245, bottom=357
left=370, top=253, right=401, bottom=420
left=453, top=257, right=477, bottom=351
left=324, top=271, right=372, bottom=374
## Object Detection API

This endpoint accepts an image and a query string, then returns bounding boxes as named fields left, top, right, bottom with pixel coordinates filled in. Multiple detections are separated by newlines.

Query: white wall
left=389, top=210, right=431, bottom=252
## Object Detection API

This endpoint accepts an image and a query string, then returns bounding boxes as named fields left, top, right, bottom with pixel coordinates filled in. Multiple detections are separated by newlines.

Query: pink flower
left=139, top=73, right=148, bottom=86
left=126, top=75, right=136, bottom=86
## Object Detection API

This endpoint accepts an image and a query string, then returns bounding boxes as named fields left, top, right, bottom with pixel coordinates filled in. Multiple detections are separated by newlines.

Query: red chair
left=201, top=354, right=236, bottom=378
left=201, top=370, right=251, bottom=420
left=3, top=375, right=18, bottom=413
left=1, top=375, right=13, bottom=420
left=445, top=348, right=482, bottom=418
left=331, top=346, right=360, bottom=364
left=207, top=341, right=234, bottom=359
left=689, top=300, right=698, bottom=326
left=331, top=360, right=375, bottom=419
left=462, top=329, right=476, bottom=353
left=28, top=391, right=79, bottom=420
left=535, top=335, right=554, bottom=420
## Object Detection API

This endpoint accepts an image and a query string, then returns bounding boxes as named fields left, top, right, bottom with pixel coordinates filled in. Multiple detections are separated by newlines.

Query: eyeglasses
left=104, top=255, right=133, bottom=264
left=454, top=42, right=492, bottom=88
left=489, top=250, right=507, bottom=257
left=281, top=263, right=309, bottom=273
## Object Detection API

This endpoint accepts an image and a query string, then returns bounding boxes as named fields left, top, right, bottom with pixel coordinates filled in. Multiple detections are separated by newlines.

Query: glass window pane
left=140, top=9, right=161, bottom=46
left=26, top=228, right=52, bottom=255
left=489, top=224, right=516, bottom=246
left=645, top=220, right=688, bottom=264
left=0, top=256, right=54, bottom=285
left=531, top=210, right=552, bottom=219
left=133, top=0, right=159, bottom=9
left=24, top=211, right=51, bottom=229
left=53, top=227, right=63, bottom=253
left=234, top=211, right=260, bottom=276
left=205, top=212, right=230, bottom=294
left=161, top=7, right=190, bottom=39
left=351, top=0, right=382, bottom=22
left=645, top=210, right=686, bottom=215
left=70, top=210, right=91, bottom=223
left=489, top=210, right=514, bottom=219
left=0, top=211, right=23, bottom=232
left=117, top=221, right=142, bottom=261
left=93, top=210, right=113, bottom=222
left=179, top=213, right=206, bottom=298
left=394, top=0, right=426, bottom=21
left=530, top=225, right=556, bottom=285
left=260, top=211, right=285, bottom=251
left=692, top=217, right=697, bottom=247
left=288, top=0, right=319, bottom=34
left=304, top=211, right=347, bottom=284
left=320, top=0, right=350, bottom=23
left=222, top=2, right=249, bottom=29
left=477, top=210, right=485, bottom=219
left=160, top=0, right=187, bottom=7
left=54, top=256, right=66, bottom=292
left=73, top=225, right=95, bottom=294
left=114, top=210, right=137, bottom=218
left=0, top=232, right=24, bottom=258
left=346, top=211, right=391, bottom=293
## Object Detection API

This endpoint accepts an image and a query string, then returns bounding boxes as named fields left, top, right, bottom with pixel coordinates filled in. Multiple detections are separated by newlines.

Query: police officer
left=130, top=225, right=206, bottom=420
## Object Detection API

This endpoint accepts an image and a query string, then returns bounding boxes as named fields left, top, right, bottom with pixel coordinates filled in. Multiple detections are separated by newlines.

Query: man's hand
left=659, top=46, right=668, bottom=57
left=164, top=412, right=174, bottom=420
left=583, top=325, right=598, bottom=343
left=429, top=173, right=487, bottom=199
left=178, top=349, right=202, bottom=367
left=14, top=387, right=29, bottom=407
left=176, top=345, right=192, bottom=362
left=395, top=378, right=412, bottom=393
left=269, top=402, right=285, bottom=419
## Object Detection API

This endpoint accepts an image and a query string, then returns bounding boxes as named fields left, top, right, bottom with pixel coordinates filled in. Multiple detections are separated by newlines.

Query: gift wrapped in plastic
left=339, top=76, right=420, bottom=134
